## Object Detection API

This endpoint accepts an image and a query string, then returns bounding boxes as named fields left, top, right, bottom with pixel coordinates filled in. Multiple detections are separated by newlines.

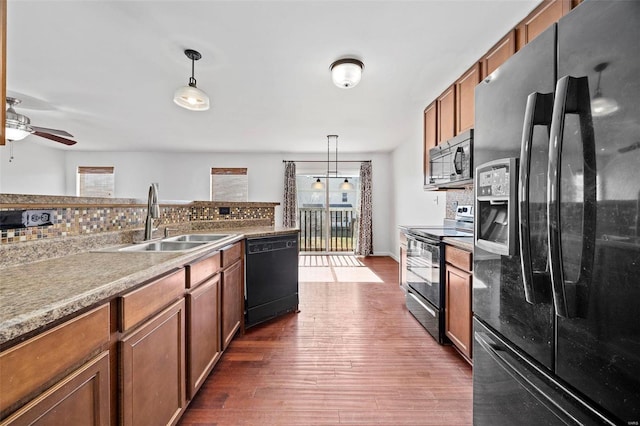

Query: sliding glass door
left=296, top=175, right=359, bottom=253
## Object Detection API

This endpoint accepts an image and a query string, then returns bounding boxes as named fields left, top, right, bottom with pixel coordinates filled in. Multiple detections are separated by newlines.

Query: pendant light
left=591, top=62, right=619, bottom=117
left=174, top=49, right=210, bottom=111
left=311, top=178, right=325, bottom=190
left=330, top=59, right=364, bottom=89
left=340, top=178, right=354, bottom=191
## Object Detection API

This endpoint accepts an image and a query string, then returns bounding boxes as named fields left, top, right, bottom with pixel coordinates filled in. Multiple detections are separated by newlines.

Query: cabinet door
left=516, top=0, right=572, bottom=49
left=445, top=264, right=472, bottom=360
left=120, top=299, right=186, bottom=426
left=186, top=275, right=221, bottom=399
left=482, top=30, right=516, bottom=78
left=436, top=85, right=455, bottom=144
left=1, top=352, right=110, bottom=425
left=455, top=63, right=481, bottom=134
left=221, top=260, right=243, bottom=351
left=423, top=102, right=437, bottom=186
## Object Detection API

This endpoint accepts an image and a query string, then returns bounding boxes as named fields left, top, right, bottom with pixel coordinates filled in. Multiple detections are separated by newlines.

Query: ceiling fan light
left=330, top=59, right=364, bottom=89
left=5, top=125, right=32, bottom=141
left=173, top=85, right=210, bottom=111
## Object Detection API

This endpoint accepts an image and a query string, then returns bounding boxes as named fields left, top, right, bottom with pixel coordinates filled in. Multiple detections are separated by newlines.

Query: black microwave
left=427, top=129, right=473, bottom=189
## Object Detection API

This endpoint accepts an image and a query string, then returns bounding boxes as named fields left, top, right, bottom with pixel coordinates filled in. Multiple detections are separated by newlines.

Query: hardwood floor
left=179, top=256, right=472, bottom=425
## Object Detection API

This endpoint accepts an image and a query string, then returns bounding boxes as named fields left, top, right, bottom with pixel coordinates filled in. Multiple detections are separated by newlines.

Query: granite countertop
left=0, top=226, right=298, bottom=347
left=443, top=236, right=474, bottom=252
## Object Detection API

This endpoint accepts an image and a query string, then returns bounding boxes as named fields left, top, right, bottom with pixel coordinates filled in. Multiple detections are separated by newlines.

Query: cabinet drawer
left=445, top=245, right=472, bottom=271
left=119, top=268, right=185, bottom=333
left=220, top=242, right=242, bottom=268
left=0, top=304, right=110, bottom=415
left=186, top=251, right=220, bottom=289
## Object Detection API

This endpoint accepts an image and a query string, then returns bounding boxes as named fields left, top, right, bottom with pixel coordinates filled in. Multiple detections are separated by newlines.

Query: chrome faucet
left=144, top=183, right=160, bottom=241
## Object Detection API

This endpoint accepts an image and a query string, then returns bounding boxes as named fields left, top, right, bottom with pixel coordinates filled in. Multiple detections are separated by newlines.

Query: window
left=210, top=168, right=248, bottom=201
left=77, top=166, right=115, bottom=197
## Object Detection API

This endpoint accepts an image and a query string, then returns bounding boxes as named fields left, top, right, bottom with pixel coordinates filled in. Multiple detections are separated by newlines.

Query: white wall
left=0, top=141, right=66, bottom=195
left=389, top=115, right=446, bottom=260
left=63, top=150, right=394, bottom=256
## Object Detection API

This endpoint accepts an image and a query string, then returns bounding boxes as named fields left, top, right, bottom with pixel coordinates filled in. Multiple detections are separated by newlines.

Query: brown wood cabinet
left=423, top=102, right=437, bottom=186
left=1, top=352, right=110, bottom=426
left=186, top=274, right=221, bottom=399
left=455, top=63, right=481, bottom=135
left=399, top=232, right=408, bottom=289
left=436, top=85, right=455, bottom=145
left=482, top=30, right=516, bottom=78
left=0, top=304, right=110, bottom=420
left=516, top=0, right=572, bottom=49
left=444, top=245, right=473, bottom=362
left=120, top=299, right=186, bottom=426
left=220, top=241, right=244, bottom=351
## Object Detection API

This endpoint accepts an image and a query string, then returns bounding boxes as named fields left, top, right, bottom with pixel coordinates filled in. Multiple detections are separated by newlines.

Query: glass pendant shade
left=339, top=178, right=354, bottom=191
left=173, top=84, right=210, bottom=111
left=311, top=178, right=325, bottom=190
left=591, top=93, right=619, bottom=117
left=330, top=59, right=364, bottom=89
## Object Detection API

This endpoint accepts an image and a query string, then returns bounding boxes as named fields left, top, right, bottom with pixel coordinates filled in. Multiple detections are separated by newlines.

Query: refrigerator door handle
left=519, top=92, right=554, bottom=304
left=547, top=76, right=597, bottom=318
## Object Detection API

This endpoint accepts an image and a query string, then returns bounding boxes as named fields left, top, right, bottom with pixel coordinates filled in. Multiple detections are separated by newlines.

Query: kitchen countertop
left=443, top=236, right=474, bottom=252
left=0, top=226, right=298, bottom=347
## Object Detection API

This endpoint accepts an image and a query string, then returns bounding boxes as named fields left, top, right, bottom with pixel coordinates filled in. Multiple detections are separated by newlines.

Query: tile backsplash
left=1, top=194, right=278, bottom=245
left=445, top=187, right=474, bottom=219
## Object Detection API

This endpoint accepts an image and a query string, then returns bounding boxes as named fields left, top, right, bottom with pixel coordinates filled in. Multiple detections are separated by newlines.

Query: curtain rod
left=282, top=160, right=371, bottom=163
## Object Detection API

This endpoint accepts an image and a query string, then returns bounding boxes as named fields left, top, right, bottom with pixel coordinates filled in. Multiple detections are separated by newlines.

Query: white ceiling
left=6, top=0, right=540, bottom=154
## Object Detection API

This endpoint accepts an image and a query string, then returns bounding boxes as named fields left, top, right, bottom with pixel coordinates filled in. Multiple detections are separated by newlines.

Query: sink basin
left=167, top=234, right=231, bottom=242
left=118, top=241, right=206, bottom=252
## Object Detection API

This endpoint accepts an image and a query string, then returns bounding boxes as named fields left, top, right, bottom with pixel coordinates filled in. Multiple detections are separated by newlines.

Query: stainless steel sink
left=118, top=241, right=206, bottom=252
left=166, top=234, right=231, bottom=242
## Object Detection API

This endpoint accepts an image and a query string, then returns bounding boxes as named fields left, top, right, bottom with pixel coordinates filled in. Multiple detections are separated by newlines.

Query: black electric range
left=400, top=211, right=473, bottom=343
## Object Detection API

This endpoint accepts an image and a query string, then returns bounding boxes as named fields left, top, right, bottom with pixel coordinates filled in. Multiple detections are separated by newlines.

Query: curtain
left=355, top=161, right=373, bottom=256
left=283, top=161, right=297, bottom=227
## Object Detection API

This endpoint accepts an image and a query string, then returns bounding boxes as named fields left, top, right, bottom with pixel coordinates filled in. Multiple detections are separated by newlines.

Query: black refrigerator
left=473, top=1, right=640, bottom=425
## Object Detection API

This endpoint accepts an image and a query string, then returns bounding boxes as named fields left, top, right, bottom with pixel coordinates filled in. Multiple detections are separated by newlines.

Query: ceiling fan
left=5, top=97, right=77, bottom=146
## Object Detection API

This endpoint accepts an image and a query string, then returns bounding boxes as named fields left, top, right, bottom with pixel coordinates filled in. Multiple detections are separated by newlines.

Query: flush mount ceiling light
left=591, top=62, right=619, bottom=117
left=330, top=58, right=364, bottom=89
left=174, top=49, right=210, bottom=111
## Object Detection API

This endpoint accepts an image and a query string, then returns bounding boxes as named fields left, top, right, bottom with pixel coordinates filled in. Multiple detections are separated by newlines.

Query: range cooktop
left=405, top=226, right=473, bottom=240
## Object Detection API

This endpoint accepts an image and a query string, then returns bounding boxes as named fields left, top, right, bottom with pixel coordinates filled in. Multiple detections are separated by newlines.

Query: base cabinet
left=186, top=275, right=221, bottom=399
left=221, top=260, right=243, bottom=351
left=1, top=352, right=110, bottom=426
left=220, top=242, right=244, bottom=351
left=120, top=299, right=186, bottom=426
left=444, top=245, right=473, bottom=362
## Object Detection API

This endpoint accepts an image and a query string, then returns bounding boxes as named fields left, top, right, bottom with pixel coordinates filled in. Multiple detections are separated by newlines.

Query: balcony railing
left=298, top=207, right=356, bottom=252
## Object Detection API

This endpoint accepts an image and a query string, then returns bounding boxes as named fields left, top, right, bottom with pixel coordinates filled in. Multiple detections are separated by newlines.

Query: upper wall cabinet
left=455, top=63, right=481, bottom=135
left=482, top=30, right=516, bottom=79
left=516, top=0, right=572, bottom=49
left=436, top=85, right=456, bottom=145
left=423, top=102, right=437, bottom=186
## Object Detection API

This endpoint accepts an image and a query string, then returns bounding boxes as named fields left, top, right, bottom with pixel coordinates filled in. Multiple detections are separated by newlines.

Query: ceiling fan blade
left=30, top=126, right=74, bottom=138
left=33, top=131, right=77, bottom=146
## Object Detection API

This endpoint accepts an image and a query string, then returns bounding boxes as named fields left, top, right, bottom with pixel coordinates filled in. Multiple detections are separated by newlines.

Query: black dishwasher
left=245, top=233, right=299, bottom=327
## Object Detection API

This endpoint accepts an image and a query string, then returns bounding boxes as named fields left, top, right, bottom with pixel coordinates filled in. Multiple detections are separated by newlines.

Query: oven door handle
left=408, top=291, right=436, bottom=317
left=519, top=92, right=553, bottom=304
